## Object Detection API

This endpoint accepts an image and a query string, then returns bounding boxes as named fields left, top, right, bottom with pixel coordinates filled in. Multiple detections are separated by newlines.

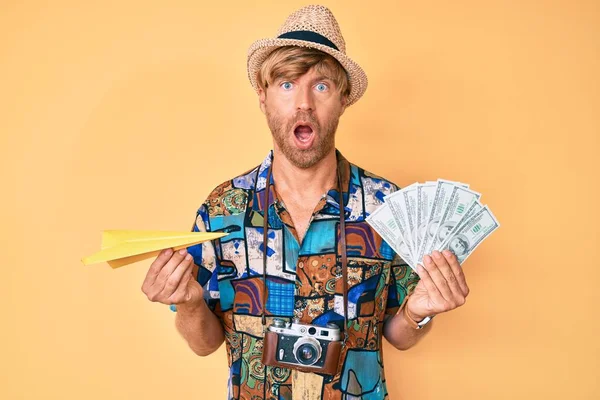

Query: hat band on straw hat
left=277, top=31, right=339, bottom=51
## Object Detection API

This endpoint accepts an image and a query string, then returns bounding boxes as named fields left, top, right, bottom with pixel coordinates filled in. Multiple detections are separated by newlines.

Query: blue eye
left=316, top=83, right=327, bottom=92
left=281, top=82, right=293, bottom=90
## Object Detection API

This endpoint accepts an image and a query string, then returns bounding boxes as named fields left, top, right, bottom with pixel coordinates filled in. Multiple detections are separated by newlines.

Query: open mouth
left=293, top=122, right=316, bottom=148
left=294, top=124, right=314, bottom=142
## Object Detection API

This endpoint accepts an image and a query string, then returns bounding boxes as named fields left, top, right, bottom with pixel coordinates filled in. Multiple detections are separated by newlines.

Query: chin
left=290, top=155, right=321, bottom=169
left=293, top=147, right=335, bottom=169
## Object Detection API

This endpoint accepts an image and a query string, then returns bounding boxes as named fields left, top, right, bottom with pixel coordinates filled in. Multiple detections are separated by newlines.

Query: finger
left=168, top=261, right=195, bottom=304
left=432, top=250, right=464, bottom=303
left=153, top=249, right=189, bottom=290
left=159, top=252, right=194, bottom=298
left=416, top=259, right=445, bottom=306
left=142, top=248, right=174, bottom=291
left=442, top=250, right=469, bottom=297
left=422, top=254, right=454, bottom=304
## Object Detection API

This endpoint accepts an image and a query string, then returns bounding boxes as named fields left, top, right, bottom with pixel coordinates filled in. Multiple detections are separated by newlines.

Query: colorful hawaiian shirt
left=173, top=149, right=419, bottom=400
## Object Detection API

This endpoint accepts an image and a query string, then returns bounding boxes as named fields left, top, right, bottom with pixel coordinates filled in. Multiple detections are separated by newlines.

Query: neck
left=271, top=148, right=338, bottom=197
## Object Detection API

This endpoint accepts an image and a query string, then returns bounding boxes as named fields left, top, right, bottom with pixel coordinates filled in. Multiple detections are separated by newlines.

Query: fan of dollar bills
left=366, top=180, right=500, bottom=270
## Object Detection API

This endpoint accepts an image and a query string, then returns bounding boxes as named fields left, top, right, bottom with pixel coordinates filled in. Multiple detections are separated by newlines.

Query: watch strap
left=403, top=302, right=433, bottom=329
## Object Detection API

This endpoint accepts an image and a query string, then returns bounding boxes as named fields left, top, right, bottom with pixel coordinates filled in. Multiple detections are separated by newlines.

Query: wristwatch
left=403, top=303, right=434, bottom=329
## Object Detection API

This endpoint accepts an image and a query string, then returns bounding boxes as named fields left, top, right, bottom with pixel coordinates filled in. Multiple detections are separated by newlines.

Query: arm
left=142, top=204, right=225, bottom=356
left=175, top=203, right=225, bottom=356
left=142, top=248, right=225, bottom=356
left=174, top=289, right=224, bottom=356
left=383, top=297, right=433, bottom=351
left=382, top=257, right=427, bottom=351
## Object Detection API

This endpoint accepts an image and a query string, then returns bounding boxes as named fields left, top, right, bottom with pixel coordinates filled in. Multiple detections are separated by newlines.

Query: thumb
left=184, top=276, right=204, bottom=302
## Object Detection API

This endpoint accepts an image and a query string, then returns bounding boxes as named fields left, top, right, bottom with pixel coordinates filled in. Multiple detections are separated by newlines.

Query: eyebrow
left=276, top=75, right=334, bottom=84
left=311, top=75, right=334, bottom=84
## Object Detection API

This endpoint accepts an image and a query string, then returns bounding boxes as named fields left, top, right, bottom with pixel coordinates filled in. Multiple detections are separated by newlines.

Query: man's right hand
left=141, top=248, right=203, bottom=308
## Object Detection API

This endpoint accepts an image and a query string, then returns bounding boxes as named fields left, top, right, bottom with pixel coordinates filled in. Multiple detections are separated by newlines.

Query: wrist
left=175, top=296, right=204, bottom=315
left=405, top=306, right=427, bottom=323
left=405, top=296, right=428, bottom=322
left=402, top=305, right=434, bottom=330
left=402, top=296, right=435, bottom=330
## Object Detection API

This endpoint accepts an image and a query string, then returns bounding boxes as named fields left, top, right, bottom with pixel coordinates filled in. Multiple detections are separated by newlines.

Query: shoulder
left=203, top=165, right=259, bottom=217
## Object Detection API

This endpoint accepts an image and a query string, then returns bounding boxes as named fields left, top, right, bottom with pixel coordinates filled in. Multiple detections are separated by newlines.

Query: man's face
left=449, top=238, right=467, bottom=255
left=438, top=224, right=453, bottom=241
left=259, top=66, right=347, bottom=169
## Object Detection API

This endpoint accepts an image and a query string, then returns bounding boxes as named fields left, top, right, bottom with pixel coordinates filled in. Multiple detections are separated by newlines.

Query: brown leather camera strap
left=261, top=160, right=348, bottom=337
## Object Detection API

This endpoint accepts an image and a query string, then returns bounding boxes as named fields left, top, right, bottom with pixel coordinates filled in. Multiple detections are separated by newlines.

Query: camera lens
left=296, top=344, right=318, bottom=364
left=299, top=345, right=316, bottom=361
left=293, top=337, right=322, bottom=366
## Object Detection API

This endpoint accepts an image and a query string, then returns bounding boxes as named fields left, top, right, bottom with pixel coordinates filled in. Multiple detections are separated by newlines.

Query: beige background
left=2, top=1, right=598, bottom=399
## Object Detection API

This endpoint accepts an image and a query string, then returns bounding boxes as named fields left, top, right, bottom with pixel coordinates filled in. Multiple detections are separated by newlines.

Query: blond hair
left=256, top=46, right=350, bottom=101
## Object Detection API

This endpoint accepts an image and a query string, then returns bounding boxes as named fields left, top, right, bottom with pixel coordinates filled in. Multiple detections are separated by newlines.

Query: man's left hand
left=406, top=250, right=470, bottom=321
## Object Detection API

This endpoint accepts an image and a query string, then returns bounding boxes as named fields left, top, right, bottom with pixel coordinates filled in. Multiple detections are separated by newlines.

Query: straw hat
left=247, top=4, right=368, bottom=107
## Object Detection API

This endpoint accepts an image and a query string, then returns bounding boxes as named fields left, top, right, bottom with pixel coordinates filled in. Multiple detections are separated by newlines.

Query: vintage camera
left=261, top=319, right=343, bottom=376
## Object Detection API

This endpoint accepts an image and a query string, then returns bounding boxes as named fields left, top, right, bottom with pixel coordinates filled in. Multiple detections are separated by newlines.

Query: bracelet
left=402, top=302, right=422, bottom=329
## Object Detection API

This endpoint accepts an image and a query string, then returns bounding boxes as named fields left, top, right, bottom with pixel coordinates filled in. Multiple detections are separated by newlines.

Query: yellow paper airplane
left=82, top=230, right=228, bottom=268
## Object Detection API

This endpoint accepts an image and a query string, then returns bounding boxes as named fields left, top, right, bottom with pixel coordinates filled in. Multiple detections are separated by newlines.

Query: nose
left=295, top=85, right=315, bottom=112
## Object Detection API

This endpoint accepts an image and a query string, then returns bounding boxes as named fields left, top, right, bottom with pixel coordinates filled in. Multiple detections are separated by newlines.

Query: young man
left=141, top=5, right=469, bottom=399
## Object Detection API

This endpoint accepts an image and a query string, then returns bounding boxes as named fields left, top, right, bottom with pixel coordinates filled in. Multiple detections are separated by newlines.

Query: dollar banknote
left=438, top=206, right=500, bottom=263
left=366, top=203, right=415, bottom=268
left=418, top=185, right=481, bottom=265
left=367, top=179, right=499, bottom=269
left=415, top=182, right=438, bottom=260
left=415, top=180, right=467, bottom=264
left=438, top=199, right=483, bottom=250
left=385, top=183, right=418, bottom=262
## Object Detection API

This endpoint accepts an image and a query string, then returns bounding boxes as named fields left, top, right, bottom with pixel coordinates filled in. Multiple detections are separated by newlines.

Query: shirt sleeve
left=384, top=253, right=420, bottom=317
left=170, top=203, right=222, bottom=319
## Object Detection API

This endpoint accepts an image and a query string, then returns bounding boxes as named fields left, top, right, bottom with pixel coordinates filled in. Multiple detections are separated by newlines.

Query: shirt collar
left=251, top=149, right=352, bottom=213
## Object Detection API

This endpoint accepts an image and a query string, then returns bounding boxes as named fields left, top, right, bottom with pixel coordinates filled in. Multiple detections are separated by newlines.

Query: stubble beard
left=265, top=107, right=340, bottom=169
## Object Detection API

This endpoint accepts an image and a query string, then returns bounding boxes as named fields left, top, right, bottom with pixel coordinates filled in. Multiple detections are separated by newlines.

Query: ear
left=258, top=88, right=266, bottom=115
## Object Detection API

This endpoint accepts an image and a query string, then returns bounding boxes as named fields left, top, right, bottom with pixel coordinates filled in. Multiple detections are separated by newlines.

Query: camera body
left=261, top=319, right=343, bottom=376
